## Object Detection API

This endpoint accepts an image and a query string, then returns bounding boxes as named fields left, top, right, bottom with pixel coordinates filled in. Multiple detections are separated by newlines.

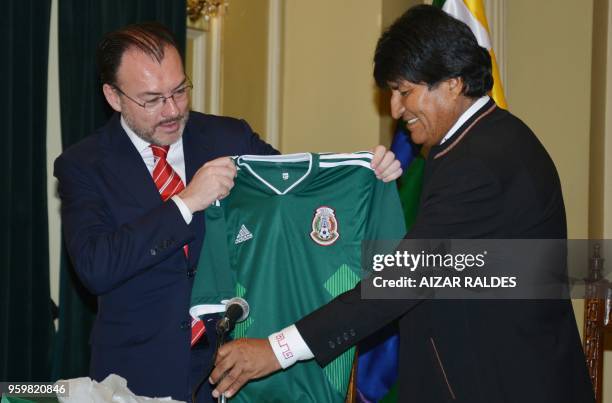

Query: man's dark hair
left=374, top=5, right=493, bottom=97
left=97, top=22, right=179, bottom=86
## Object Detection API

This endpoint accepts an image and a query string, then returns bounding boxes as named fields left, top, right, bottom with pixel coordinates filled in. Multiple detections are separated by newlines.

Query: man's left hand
left=371, top=145, right=402, bottom=182
left=210, top=338, right=281, bottom=399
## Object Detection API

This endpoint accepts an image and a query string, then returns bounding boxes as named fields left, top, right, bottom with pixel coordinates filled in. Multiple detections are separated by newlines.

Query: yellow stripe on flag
left=463, top=0, right=491, bottom=33
left=489, top=50, right=507, bottom=109
left=443, top=0, right=508, bottom=109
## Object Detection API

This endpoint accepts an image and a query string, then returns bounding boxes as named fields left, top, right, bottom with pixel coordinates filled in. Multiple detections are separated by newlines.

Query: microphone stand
left=216, top=320, right=231, bottom=403
left=190, top=319, right=230, bottom=403
left=192, top=299, right=248, bottom=403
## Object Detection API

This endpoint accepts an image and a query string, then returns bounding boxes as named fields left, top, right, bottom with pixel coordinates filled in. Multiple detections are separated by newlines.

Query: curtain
left=0, top=0, right=54, bottom=381
left=52, top=0, right=186, bottom=379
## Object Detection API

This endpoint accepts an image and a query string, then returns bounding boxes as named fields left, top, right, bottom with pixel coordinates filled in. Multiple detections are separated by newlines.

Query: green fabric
left=432, top=0, right=446, bottom=7
left=52, top=0, right=186, bottom=380
left=379, top=382, right=398, bottom=403
left=0, top=0, right=53, bottom=382
left=191, top=153, right=406, bottom=403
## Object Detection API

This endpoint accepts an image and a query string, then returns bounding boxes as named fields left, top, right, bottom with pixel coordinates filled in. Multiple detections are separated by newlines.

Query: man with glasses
left=54, top=22, right=401, bottom=402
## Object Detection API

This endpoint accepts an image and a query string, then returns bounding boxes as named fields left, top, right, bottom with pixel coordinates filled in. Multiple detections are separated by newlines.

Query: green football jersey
left=190, top=152, right=405, bottom=403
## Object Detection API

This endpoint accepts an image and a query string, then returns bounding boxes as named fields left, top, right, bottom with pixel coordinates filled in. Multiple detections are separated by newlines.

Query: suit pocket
left=430, top=337, right=457, bottom=400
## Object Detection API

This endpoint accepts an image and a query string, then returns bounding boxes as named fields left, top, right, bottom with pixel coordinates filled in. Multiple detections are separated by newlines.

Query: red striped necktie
left=150, top=145, right=206, bottom=346
left=151, top=145, right=185, bottom=201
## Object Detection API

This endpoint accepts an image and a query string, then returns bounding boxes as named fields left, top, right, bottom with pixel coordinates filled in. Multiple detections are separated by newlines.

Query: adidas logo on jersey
left=235, top=225, right=253, bottom=244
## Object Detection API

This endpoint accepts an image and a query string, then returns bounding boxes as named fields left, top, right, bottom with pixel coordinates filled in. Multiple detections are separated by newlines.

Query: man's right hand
left=179, top=157, right=237, bottom=213
left=210, top=338, right=282, bottom=399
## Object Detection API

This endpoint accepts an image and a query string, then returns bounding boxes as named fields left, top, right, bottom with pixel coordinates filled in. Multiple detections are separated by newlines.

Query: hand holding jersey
left=178, top=156, right=237, bottom=213
left=210, top=338, right=281, bottom=399
left=179, top=146, right=400, bottom=215
left=371, top=145, right=402, bottom=181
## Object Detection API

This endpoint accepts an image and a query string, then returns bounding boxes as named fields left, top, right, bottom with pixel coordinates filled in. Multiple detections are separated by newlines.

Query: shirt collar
left=120, top=115, right=183, bottom=153
left=439, top=95, right=490, bottom=145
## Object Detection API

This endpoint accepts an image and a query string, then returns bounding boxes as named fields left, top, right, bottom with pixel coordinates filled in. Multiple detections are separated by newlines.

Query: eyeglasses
left=113, top=78, right=193, bottom=112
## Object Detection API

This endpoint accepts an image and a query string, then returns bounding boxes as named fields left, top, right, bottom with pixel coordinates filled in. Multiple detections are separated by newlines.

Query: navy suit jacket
left=54, top=111, right=277, bottom=400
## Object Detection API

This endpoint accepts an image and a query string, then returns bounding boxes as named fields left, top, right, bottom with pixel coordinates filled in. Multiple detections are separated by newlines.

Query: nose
left=389, top=91, right=405, bottom=120
left=161, top=96, right=180, bottom=117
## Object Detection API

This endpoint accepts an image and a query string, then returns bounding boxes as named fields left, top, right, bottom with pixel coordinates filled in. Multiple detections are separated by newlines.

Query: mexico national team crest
left=310, top=206, right=339, bottom=246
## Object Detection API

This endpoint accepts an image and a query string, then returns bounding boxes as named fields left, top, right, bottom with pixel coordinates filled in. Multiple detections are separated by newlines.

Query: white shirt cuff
left=268, top=325, right=314, bottom=369
left=171, top=195, right=193, bottom=224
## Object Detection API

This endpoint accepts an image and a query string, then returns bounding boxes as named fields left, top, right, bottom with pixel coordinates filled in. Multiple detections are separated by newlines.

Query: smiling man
left=209, top=6, right=595, bottom=403
left=54, top=22, right=402, bottom=402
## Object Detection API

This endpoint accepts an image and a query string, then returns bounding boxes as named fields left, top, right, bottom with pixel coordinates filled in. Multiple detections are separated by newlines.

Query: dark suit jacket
left=296, top=100, right=594, bottom=403
left=54, top=111, right=277, bottom=400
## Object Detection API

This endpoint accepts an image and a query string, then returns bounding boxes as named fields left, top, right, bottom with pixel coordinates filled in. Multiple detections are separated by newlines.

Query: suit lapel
left=100, top=115, right=162, bottom=212
left=183, top=121, right=210, bottom=184
left=182, top=116, right=214, bottom=266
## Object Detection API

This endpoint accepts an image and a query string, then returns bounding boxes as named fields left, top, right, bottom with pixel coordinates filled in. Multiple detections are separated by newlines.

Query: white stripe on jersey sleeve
left=238, top=153, right=311, bottom=163
left=319, top=160, right=373, bottom=169
left=319, top=151, right=373, bottom=160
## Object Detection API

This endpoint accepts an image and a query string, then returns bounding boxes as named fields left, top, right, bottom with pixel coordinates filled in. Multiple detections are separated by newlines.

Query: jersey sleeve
left=365, top=179, right=407, bottom=240
left=189, top=204, right=236, bottom=318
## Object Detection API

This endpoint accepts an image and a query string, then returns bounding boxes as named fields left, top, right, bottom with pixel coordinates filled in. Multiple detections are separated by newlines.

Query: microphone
left=216, top=297, right=249, bottom=334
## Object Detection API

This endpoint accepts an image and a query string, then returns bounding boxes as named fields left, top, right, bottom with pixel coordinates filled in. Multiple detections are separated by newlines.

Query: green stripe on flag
left=398, top=155, right=425, bottom=231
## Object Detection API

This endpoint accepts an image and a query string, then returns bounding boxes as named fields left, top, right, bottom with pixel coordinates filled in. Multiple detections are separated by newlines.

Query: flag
left=433, top=0, right=507, bottom=108
left=356, top=326, right=399, bottom=402
left=390, top=120, right=417, bottom=171
left=390, top=121, right=424, bottom=230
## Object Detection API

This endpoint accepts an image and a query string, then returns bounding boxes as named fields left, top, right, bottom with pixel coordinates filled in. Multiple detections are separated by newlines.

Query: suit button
left=328, top=341, right=335, bottom=349
left=150, top=248, right=157, bottom=256
left=187, top=268, right=197, bottom=278
left=343, top=332, right=349, bottom=341
left=180, top=320, right=191, bottom=330
left=336, top=336, right=342, bottom=345
left=349, top=329, right=356, bottom=337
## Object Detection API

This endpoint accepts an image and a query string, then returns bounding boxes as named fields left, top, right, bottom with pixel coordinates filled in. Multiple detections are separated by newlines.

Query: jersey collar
left=235, top=153, right=319, bottom=195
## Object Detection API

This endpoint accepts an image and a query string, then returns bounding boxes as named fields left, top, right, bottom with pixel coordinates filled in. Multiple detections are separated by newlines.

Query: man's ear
left=447, top=77, right=465, bottom=97
left=102, top=83, right=122, bottom=112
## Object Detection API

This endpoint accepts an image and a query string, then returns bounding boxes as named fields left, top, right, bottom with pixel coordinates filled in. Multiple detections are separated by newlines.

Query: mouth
left=157, top=117, right=183, bottom=133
